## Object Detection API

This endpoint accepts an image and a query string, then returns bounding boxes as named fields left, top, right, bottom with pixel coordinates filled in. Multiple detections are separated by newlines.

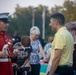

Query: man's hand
left=0, top=51, right=8, bottom=58
left=12, top=63, right=18, bottom=67
left=13, top=49, right=20, bottom=55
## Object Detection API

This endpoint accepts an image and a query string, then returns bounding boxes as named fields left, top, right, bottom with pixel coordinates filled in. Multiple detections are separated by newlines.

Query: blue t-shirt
left=44, top=43, right=51, bottom=54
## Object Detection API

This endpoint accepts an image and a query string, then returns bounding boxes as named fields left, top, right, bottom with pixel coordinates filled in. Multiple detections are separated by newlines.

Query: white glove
left=2, top=44, right=9, bottom=55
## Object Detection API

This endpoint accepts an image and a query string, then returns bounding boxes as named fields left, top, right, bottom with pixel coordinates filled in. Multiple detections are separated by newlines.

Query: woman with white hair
left=27, top=26, right=46, bottom=75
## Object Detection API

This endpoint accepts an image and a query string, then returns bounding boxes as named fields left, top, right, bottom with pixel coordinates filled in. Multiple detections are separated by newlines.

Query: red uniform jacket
left=0, top=31, right=14, bottom=75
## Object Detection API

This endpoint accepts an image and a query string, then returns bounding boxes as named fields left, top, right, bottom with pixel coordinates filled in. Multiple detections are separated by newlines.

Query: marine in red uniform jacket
left=0, top=13, right=14, bottom=75
left=0, top=32, right=14, bottom=75
left=0, top=32, right=13, bottom=75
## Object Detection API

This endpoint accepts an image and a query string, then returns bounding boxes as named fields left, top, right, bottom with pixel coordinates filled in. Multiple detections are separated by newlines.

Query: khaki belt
left=0, top=58, right=11, bottom=62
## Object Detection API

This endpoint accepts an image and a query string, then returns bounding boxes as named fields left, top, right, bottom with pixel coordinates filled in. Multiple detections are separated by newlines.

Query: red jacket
left=0, top=31, right=14, bottom=75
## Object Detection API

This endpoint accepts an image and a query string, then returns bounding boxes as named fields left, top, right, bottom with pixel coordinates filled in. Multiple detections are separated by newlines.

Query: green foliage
left=49, top=0, right=76, bottom=23
left=8, top=5, right=54, bottom=41
left=7, top=0, right=76, bottom=41
left=62, top=0, right=76, bottom=22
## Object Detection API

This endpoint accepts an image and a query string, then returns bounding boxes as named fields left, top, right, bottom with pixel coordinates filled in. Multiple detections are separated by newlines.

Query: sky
left=0, top=0, right=65, bottom=15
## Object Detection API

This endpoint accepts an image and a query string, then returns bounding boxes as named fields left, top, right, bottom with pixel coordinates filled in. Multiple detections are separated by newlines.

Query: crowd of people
left=0, top=12, right=76, bottom=75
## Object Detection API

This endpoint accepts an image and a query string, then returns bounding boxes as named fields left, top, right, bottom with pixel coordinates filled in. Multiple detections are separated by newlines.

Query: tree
left=62, top=0, right=76, bottom=22
left=7, top=4, right=53, bottom=41
left=49, top=0, right=76, bottom=23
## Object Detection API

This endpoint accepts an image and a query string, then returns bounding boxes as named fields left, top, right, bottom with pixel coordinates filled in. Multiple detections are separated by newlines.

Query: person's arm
left=39, top=45, right=45, bottom=59
left=49, top=49, right=62, bottom=75
left=44, top=44, right=47, bottom=53
left=45, top=50, right=51, bottom=62
left=21, top=59, right=29, bottom=68
left=0, top=51, right=7, bottom=58
left=21, top=54, right=30, bottom=67
left=11, top=48, right=19, bottom=58
left=26, top=62, right=32, bottom=72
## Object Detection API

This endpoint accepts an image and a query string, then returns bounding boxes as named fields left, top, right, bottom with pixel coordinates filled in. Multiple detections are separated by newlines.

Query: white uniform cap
left=0, top=12, right=10, bottom=22
left=0, top=13, right=9, bottom=18
left=30, top=26, right=40, bottom=35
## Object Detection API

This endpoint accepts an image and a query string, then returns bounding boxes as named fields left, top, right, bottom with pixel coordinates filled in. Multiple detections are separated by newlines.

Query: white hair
left=30, top=26, right=40, bottom=35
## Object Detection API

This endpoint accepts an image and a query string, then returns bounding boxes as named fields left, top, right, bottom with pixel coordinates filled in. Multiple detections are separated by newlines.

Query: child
left=13, top=36, right=32, bottom=75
